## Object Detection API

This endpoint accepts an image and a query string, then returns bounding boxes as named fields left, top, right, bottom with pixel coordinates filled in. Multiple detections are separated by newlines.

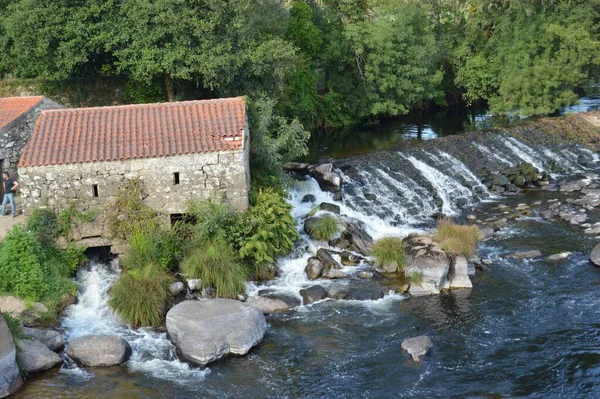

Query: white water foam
left=500, top=137, right=546, bottom=171
left=433, top=151, right=491, bottom=196
left=61, top=260, right=210, bottom=383
left=473, top=143, right=514, bottom=166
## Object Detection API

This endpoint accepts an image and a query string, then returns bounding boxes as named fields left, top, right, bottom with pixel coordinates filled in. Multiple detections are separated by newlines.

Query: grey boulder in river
left=166, top=299, right=266, bottom=366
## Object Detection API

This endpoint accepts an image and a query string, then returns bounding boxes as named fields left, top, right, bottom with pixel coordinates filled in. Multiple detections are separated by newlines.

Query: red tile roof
left=20, top=97, right=247, bottom=167
left=0, top=96, right=44, bottom=131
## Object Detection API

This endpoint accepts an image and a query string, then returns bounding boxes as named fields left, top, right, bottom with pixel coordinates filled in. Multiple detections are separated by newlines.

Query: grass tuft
left=181, top=240, right=248, bottom=299
left=372, top=236, right=406, bottom=271
left=306, top=215, right=341, bottom=241
left=434, top=217, right=484, bottom=257
left=409, top=271, right=424, bottom=287
left=108, top=264, right=172, bottom=328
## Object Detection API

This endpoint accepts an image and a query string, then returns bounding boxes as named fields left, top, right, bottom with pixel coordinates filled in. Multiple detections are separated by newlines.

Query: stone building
left=18, top=97, right=250, bottom=245
left=0, top=96, right=62, bottom=196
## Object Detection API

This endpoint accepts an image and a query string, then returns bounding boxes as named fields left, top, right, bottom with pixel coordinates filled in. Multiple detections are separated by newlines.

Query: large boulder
left=590, top=242, right=600, bottom=266
left=305, top=257, right=324, bottom=280
left=316, top=249, right=342, bottom=273
left=404, top=235, right=449, bottom=296
left=310, top=163, right=342, bottom=197
left=166, top=300, right=266, bottom=366
left=300, top=285, right=327, bottom=305
left=0, top=316, right=23, bottom=397
left=67, top=335, right=132, bottom=367
left=401, top=336, right=432, bottom=361
left=22, top=327, right=64, bottom=352
left=16, top=339, right=62, bottom=373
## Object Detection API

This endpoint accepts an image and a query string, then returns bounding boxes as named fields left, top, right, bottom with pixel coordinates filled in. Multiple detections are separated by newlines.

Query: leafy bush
left=0, top=225, right=81, bottom=302
left=434, top=218, right=484, bottom=257
left=26, top=208, right=60, bottom=246
left=181, top=241, right=248, bottom=299
left=305, top=215, right=341, bottom=241
left=372, top=237, right=406, bottom=271
left=239, top=188, right=299, bottom=271
left=123, top=227, right=184, bottom=272
left=187, top=200, right=240, bottom=244
left=106, top=178, right=156, bottom=240
left=108, top=264, right=172, bottom=327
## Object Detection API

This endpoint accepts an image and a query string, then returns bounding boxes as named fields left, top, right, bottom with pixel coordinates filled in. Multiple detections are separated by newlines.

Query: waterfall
left=61, top=260, right=210, bottom=382
left=500, top=136, right=546, bottom=171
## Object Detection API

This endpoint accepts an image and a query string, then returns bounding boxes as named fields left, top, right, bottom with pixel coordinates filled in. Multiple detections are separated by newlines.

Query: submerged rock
left=505, top=250, right=542, bottom=259
left=300, top=285, right=327, bottom=305
left=247, top=296, right=291, bottom=314
left=546, top=252, right=571, bottom=262
left=0, top=316, right=23, bottom=397
left=401, top=336, right=432, bottom=361
left=16, top=339, right=62, bottom=373
left=22, top=327, right=64, bottom=352
left=67, top=335, right=132, bottom=367
left=166, top=300, right=266, bottom=366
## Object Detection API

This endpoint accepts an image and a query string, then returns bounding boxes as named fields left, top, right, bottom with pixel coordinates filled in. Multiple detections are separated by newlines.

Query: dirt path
left=0, top=214, right=25, bottom=239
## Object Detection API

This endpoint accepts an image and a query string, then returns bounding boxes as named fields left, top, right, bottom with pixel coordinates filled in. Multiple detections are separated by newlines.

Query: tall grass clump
left=108, top=264, right=171, bottom=327
left=372, top=236, right=406, bottom=271
left=434, top=217, right=484, bottom=257
left=306, top=215, right=341, bottom=241
left=181, top=240, right=248, bottom=299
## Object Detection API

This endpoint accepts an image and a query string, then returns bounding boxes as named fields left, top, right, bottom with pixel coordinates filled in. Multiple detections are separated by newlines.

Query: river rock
left=490, top=174, right=510, bottom=187
left=357, top=271, right=373, bottom=279
left=283, top=162, right=311, bottom=173
left=22, top=327, right=64, bottom=352
left=505, top=250, right=542, bottom=259
left=16, top=339, right=62, bottom=373
left=559, top=177, right=592, bottom=192
left=169, top=282, right=185, bottom=296
left=310, top=163, right=342, bottom=195
left=324, top=269, right=348, bottom=279
left=326, top=282, right=384, bottom=301
left=305, top=257, right=324, bottom=280
left=166, top=300, right=266, bottom=366
left=0, top=316, right=23, bottom=397
left=260, top=292, right=302, bottom=308
left=448, top=256, right=472, bottom=289
left=316, top=248, right=342, bottom=272
left=546, top=252, right=571, bottom=262
left=247, top=296, right=291, bottom=314
left=401, top=336, right=432, bottom=361
left=187, top=279, right=201, bottom=291
left=340, top=251, right=360, bottom=266
left=590, top=242, right=600, bottom=266
left=67, top=335, right=132, bottom=367
left=300, top=285, right=327, bottom=305
left=327, top=283, right=350, bottom=300
left=342, top=221, right=374, bottom=256
left=301, top=194, right=316, bottom=203
left=319, top=202, right=341, bottom=214
left=404, top=235, right=449, bottom=296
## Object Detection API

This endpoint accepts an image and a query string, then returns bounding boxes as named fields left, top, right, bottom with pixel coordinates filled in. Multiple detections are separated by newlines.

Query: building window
left=92, top=184, right=99, bottom=198
left=173, top=172, right=180, bottom=185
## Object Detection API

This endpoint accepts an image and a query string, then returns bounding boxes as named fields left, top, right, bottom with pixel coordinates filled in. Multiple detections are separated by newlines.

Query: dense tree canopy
left=1, top=0, right=599, bottom=128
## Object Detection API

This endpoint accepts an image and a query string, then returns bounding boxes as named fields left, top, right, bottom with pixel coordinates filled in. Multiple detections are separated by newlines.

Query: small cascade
left=61, top=260, right=209, bottom=382
left=500, top=136, right=547, bottom=171
left=473, top=143, right=513, bottom=165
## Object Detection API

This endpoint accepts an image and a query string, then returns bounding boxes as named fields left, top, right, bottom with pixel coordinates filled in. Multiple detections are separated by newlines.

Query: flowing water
left=16, top=111, right=600, bottom=398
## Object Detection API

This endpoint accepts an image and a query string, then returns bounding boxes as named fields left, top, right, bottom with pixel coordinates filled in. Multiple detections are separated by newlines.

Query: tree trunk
left=164, top=72, right=175, bottom=102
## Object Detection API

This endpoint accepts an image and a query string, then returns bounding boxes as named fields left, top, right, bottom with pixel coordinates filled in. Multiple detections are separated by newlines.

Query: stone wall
left=18, top=148, right=250, bottom=245
left=0, top=98, right=62, bottom=178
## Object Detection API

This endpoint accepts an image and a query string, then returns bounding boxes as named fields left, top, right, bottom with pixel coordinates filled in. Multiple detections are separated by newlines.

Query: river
left=14, top=100, right=600, bottom=398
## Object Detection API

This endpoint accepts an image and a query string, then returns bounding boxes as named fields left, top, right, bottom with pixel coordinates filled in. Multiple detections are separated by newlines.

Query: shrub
left=187, top=200, right=240, bottom=245
left=108, top=264, right=171, bottom=327
left=123, top=227, right=184, bottom=272
left=372, top=237, right=406, bottom=271
left=239, top=188, right=299, bottom=272
left=306, top=215, right=341, bottom=241
left=434, top=217, right=484, bottom=257
left=106, top=178, right=156, bottom=240
left=26, top=208, right=60, bottom=246
left=181, top=241, right=248, bottom=299
left=409, top=271, right=424, bottom=287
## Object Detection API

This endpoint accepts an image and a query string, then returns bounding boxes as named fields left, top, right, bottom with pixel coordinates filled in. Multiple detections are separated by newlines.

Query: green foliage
left=306, top=215, right=341, bottom=241
left=434, top=217, right=484, bottom=257
left=123, top=227, right=184, bottom=272
left=108, top=264, right=172, bottom=327
left=409, top=271, right=424, bottom=287
left=372, top=236, right=406, bottom=271
left=2, top=312, right=25, bottom=340
left=239, top=188, right=299, bottom=273
left=181, top=241, right=248, bottom=299
left=106, top=178, right=156, bottom=240
left=26, top=208, right=60, bottom=246
left=0, top=225, right=80, bottom=302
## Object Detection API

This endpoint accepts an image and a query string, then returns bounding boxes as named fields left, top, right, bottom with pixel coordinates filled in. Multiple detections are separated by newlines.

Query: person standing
left=1, top=171, right=19, bottom=217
